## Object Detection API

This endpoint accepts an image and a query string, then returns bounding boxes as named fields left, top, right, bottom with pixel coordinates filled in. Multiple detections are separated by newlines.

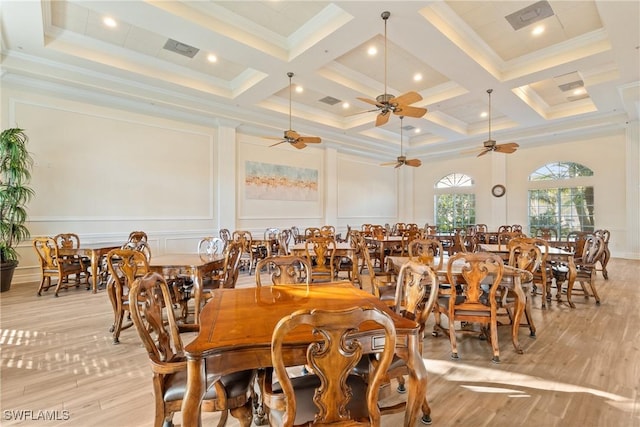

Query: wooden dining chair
left=594, top=229, right=610, bottom=279
left=53, top=232, right=92, bottom=287
left=569, top=235, right=604, bottom=305
left=534, top=227, right=558, bottom=241
left=356, top=233, right=396, bottom=306
left=353, top=260, right=438, bottom=424
left=203, top=241, right=243, bottom=293
left=408, top=238, right=446, bottom=271
left=320, top=225, right=335, bottom=239
left=303, top=236, right=337, bottom=283
left=197, top=236, right=225, bottom=258
left=219, top=228, right=231, bottom=250
left=261, top=306, right=396, bottom=426
left=502, top=239, right=541, bottom=337
left=34, top=237, right=85, bottom=297
left=127, top=230, right=148, bottom=245
left=255, top=255, right=311, bottom=286
left=303, top=227, right=321, bottom=240
left=129, top=272, right=255, bottom=427
left=232, top=230, right=255, bottom=274
left=278, top=229, right=293, bottom=255
left=433, top=252, right=505, bottom=363
left=105, top=248, right=149, bottom=344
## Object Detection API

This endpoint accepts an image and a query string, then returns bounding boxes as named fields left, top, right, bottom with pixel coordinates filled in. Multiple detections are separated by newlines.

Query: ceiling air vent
left=554, top=71, right=584, bottom=92
left=319, top=96, right=342, bottom=106
left=402, top=124, right=415, bottom=131
left=505, top=0, right=554, bottom=31
left=567, top=94, right=590, bottom=102
left=163, top=39, right=199, bottom=58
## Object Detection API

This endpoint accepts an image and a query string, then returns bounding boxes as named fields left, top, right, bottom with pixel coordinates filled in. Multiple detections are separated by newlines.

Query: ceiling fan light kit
left=264, top=72, right=322, bottom=150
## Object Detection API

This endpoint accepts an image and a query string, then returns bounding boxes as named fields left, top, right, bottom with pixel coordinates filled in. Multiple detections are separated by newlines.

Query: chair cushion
left=164, top=369, right=254, bottom=403
left=269, top=374, right=368, bottom=425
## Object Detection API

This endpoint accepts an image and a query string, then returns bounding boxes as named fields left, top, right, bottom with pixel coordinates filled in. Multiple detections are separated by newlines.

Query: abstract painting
left=245, top=161, right=318, bottom=201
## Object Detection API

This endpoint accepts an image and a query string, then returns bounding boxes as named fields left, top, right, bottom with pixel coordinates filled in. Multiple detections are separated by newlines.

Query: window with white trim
left=528, top=162, right=594, bottom=237
left=435, top=173, right=475, bottom=232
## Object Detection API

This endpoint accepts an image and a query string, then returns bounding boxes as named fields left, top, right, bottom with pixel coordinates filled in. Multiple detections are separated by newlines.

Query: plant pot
left=0, top=260, right=18, bottom=292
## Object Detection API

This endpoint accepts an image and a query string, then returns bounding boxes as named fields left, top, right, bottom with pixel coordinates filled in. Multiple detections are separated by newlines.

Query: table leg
left=403, top=335, right=428, bottom=427
left=183, top=358, right=206, bottom=427
left=90, top=250, right=99, bottom=293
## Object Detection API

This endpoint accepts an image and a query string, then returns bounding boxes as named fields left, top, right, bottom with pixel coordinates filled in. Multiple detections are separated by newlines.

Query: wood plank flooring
left=1, top=258, right=639, bottom=426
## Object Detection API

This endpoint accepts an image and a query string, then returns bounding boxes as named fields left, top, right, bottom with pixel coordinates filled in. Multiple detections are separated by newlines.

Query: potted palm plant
left=0, top=128, right=34, bottom=292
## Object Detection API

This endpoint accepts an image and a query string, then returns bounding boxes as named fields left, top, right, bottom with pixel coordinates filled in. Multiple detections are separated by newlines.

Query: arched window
left=528, top=162, right=594, bottom=238
left=435, top=173, right=475, bottom=232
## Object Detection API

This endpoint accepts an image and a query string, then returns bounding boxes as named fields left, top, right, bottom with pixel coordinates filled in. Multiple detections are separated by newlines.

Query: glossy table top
left=186, top=282, right=418, bottom=358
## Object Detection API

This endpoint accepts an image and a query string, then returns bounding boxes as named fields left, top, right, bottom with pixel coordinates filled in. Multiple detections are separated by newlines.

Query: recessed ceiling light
left=342, top=102, right=350, bottom=109
left=573, top=88, right=586, bottom=96
left=413, top=73, right=423, bottom=82
left=207, top=54, right=217, bottom=63
left=414, top=128, right=421, bottom=134
left=480, top=111, right=488, bottom=118
left=367, top=46, right=377, bottom=56
left=103, top=17, right=117, bottom=28
left=532, top=25, right=545, bottom=36
left=295, top=85, right=303, bottom=94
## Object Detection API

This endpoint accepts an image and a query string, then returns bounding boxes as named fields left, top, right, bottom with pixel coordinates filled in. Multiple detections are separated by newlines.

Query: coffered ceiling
left=1, top=1, right=638, bottom=160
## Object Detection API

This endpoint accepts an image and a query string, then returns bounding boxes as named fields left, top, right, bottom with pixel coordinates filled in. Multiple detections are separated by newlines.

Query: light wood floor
left=1, top=258, right=639, bottom=426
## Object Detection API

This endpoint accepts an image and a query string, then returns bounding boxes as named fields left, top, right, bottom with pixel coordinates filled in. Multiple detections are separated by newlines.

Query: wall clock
left=492, top=184, right=506, bottom=198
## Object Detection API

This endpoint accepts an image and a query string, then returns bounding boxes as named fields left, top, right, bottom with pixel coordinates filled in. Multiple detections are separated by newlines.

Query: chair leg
left=230, top=401, right=254, bottom=427
left=37, top=276, right=49, bottom=296
left=54, top=272, right=65, bottom=297
left=489, top=320, right=500, bottom=364
left=421, top=397, right=432, bottom=425
left=215, top=409, right=229, bottom=427
left=449, top=319, right=459, bottom=359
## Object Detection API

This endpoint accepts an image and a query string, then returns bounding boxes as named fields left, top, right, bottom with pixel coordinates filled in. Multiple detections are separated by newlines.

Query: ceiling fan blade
left=390, top=91, right=422, bottom=106
left=460, top=147, right=484, bottom=155
left=345, top=108, right=380, bottom=117
left=477, top=148, right=492, bottom=157
left=297, top=136, right=321, bottom=144
left=405, top=158, right=422, bottom=167
left=394, top=105, right=427, bottom=118
left=357, top=97, right=385, bottom=108
left=269, top=140, right=287, bottom=147
left=494, top=142, right=519, bottom=153
left=263, top=136, right=285, bottom=140
left=376, top=111, right=390, bottom=127
left=380, top=160, right=399, bottom=166
left=394, top=163, right=403, bottom=169
left=291, top=141, right=307, bottom=150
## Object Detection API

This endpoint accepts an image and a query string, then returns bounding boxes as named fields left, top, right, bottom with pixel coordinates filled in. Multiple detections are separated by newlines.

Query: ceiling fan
left=465, top=89, right=519, bottom=157
left=381, top=116, right=422, bottom=168
left=356, top=11, right=428, bottom=127
left=264, top=72, right=321, bottom=150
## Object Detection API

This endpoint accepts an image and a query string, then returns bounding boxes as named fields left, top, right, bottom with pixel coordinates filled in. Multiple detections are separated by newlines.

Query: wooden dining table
left=387, top=255, right=535, bottom=354
left=364, top=235, right=403, bottom=268
left=58, top=243, right=120, bottom=293
left=182, top=282, right=429, bottom=427
left=148, top=253, right=225, bottom=323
